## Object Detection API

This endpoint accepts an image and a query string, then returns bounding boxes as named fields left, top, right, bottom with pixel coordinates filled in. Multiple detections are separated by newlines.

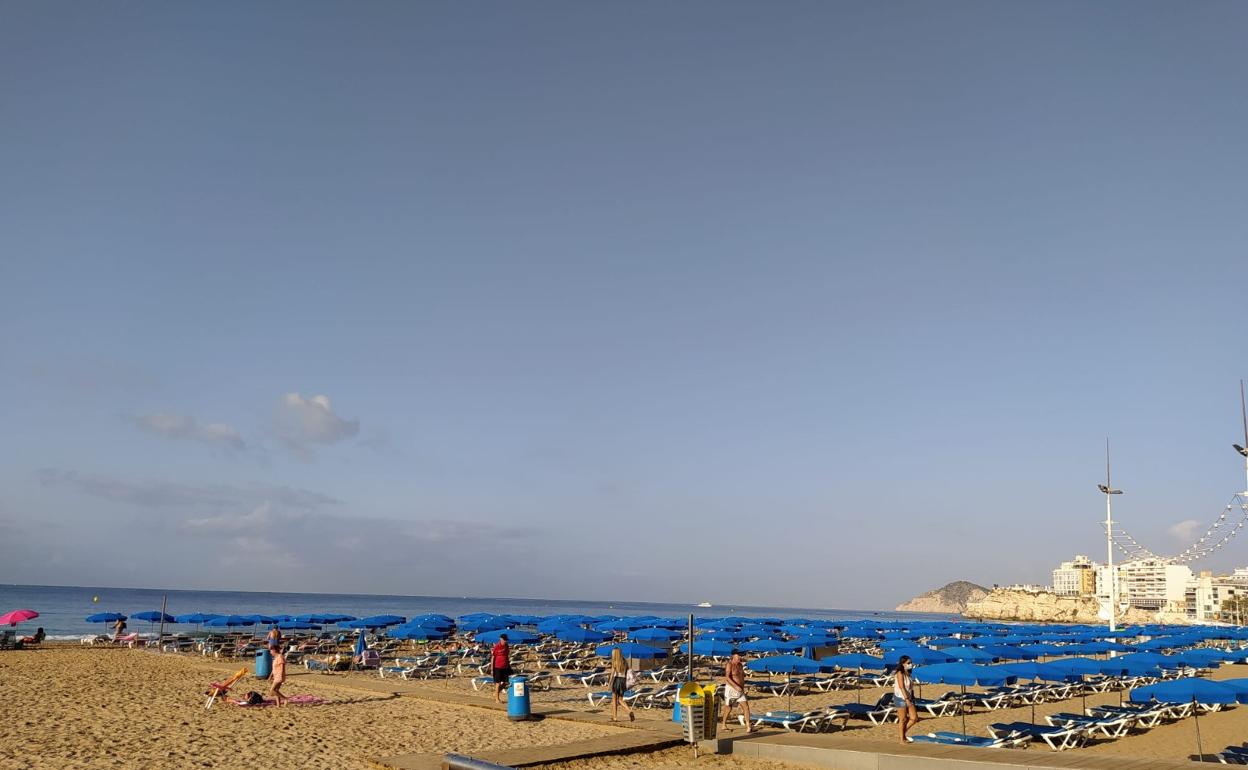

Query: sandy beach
left=7, top=643, right=1248, bottom=769
left=0, top=646, right=619, bottom=770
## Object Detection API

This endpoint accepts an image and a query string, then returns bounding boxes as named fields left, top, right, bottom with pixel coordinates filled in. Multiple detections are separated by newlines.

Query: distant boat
left=696, top=602, right=713, bottom=608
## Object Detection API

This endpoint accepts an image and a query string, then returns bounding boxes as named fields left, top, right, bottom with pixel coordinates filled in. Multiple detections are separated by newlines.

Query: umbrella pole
left=159, top=594, right=168, bottom=651
left=687, top=614, right=694, bottom=683
left=1194, top=698, right=1203, bottom=762
left=961, top=684, right=967, bottom=735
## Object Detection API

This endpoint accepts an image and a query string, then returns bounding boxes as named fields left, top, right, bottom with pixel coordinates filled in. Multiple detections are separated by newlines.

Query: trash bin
left=255, top=649, right=272, bottom=679
left=674, top=682, right=719, bottom=738
left=507, top=675, right=531, bottom=721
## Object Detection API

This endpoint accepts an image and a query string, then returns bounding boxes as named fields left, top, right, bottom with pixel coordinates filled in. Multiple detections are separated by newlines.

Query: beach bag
left=244, top=691, right=264, bottom=706
left=625, top=669, right=639, bottom=690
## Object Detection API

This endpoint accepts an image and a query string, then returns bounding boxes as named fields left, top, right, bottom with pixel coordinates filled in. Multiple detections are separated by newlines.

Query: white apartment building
left=1052, top=554, right=1098, bottom=597
left=1096, top=558, right=1193, bottom=611
left=1186, top=568, right=1248, bottom=622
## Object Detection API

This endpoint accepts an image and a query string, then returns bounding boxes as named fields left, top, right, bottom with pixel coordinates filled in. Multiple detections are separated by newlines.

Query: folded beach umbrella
left=86, top=612, right=127, bottom=623
left=1131, top=678, right=1244, bottom=758
left=131, top=611, right=176, bottom=623
left=0, top=609, right=38, bottom=627
left=354, top=630, right=368, bottom=657
left=556, top=627, right=612, bottom=644
left=595, top=642, right=666, bottom=659
left=629, top=627, right=680, bottom=643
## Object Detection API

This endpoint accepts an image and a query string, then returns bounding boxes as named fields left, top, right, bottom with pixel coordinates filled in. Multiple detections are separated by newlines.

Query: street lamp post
left=1234, top=380, right=1248, bottom=495
left=1099, top=439, right=1124, bottom=633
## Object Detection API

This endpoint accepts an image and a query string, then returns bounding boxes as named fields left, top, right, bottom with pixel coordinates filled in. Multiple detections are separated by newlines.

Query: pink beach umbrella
left=0, top=609, right=39, bottom=626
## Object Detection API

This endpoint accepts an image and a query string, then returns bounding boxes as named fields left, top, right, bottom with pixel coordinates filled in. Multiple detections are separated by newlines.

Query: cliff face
left=895, top=581, right=989, bottom=614
left=964, top=588, right=1167, bottom=625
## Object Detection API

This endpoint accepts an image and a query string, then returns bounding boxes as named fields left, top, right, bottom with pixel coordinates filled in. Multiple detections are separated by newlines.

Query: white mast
left=1235, top=380, right=1248, bottom=495
left=1099, top=439, right=1123, bottom=633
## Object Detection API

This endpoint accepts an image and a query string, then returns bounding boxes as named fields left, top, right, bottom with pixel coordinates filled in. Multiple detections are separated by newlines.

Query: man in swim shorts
left=721, top=649, right=752, bottom=732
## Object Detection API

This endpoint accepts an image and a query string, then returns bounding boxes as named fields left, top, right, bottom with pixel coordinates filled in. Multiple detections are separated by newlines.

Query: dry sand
left=7, top=645, right=1248, bottom=769
left=0, top=646, right=617, bottom=770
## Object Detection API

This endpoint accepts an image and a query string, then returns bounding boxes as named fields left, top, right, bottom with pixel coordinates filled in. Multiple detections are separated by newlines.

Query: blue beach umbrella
left=944, top=646, right=997, bottom=663
left=277, top=620, right=321, bottom=630
left=132, top=611, right=176, bottom=623
left=595, top=642, right=666, bottom=659
left=679, top=640, right=736, bottom=658
left=747, top=654, right=821, bottom=674
left=86, top=612, right=127, bottom=623
left=206, top=615, right=256, bottom=628
left=629, top=627, right=680, bottom=643
left=821, top=653, right=886, bottom=670
left=740, top=638, right=801, bottom=654
left=883, top=647, right=953, bottom=666
left=556, top=627, right=612, bottom=644
left=461, top=617, right=511, bottom=634
left=476, top=629, right=537, bottom=645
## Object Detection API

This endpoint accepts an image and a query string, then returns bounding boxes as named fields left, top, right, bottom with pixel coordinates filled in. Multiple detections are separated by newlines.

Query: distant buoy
left=92, top=596, right=99, bottom=603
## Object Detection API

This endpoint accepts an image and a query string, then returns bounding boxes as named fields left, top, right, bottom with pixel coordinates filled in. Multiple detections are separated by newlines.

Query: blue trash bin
left=507, top=675, right=532, bottom=721
left=255, top=649, right=272, bottom=679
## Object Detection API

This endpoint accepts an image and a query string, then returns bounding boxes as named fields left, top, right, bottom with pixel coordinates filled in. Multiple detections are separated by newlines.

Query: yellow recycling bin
left=677, top=682, right=719, bottom=747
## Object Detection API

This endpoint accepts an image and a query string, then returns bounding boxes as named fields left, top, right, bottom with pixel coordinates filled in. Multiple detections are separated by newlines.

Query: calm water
left=0, top=584, right=954, bottom=639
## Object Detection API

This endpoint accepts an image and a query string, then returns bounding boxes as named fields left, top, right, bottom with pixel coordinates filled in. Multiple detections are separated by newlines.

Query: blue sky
left=2, top=1, right=1246, bottom=609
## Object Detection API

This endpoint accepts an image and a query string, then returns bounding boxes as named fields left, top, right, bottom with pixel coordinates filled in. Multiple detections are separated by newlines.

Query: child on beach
left=268, top=643, right=289, bottom=707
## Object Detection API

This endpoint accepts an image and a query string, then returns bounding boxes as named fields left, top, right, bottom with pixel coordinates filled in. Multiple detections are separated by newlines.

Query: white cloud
left=1168, top=519, right=1202, bottom=542
left=132, top=412, right=246, bottom=451
left=275, top=393, right=359, bottom=458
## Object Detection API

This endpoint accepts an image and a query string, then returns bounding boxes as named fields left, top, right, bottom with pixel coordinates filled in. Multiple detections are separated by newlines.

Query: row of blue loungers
left=748, top=691, right=1214, bottom=751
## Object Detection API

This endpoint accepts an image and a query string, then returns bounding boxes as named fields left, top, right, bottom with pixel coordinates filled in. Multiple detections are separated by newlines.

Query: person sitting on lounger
left=113, top=618, right=127, bottom=640
left=894, top=654, right=919, bottom=744
left=21, top=627, right=45, bottom=645
left=268, top=643, right=289, bottom=707
left=721, top=649, right=753, bottom=733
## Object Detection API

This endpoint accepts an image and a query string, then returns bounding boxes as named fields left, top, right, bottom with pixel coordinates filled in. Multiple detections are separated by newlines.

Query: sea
left=0, top=584, right=954, bottom=639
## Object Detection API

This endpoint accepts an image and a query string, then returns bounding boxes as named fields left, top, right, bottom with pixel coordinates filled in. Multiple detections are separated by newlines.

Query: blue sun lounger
left=909, top=731, right=1030, bottom=748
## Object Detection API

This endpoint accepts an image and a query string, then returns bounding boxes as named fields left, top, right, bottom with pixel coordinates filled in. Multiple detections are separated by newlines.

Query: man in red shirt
left=491, top=634, right=511, bottom=704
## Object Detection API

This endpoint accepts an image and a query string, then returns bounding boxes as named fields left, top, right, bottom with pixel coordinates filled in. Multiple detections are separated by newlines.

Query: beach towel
left=230, top=694, right=328, bottom=708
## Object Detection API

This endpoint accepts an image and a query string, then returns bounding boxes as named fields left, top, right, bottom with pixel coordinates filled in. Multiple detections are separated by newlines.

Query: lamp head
left=1234, top=444, right=1248, bottom=458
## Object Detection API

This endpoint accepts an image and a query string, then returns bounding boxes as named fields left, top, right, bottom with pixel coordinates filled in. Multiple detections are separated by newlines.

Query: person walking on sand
left=268, top=643, right=289, bottom=707
left=894, top=654, right=919, bottom=743
left=491, top=634, right=511, bottom=704
left=608, top=648, right=635, bottom=722
left=721, top=649, right=752, bottom=732
left=266, top=624, right=283, bottom=653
